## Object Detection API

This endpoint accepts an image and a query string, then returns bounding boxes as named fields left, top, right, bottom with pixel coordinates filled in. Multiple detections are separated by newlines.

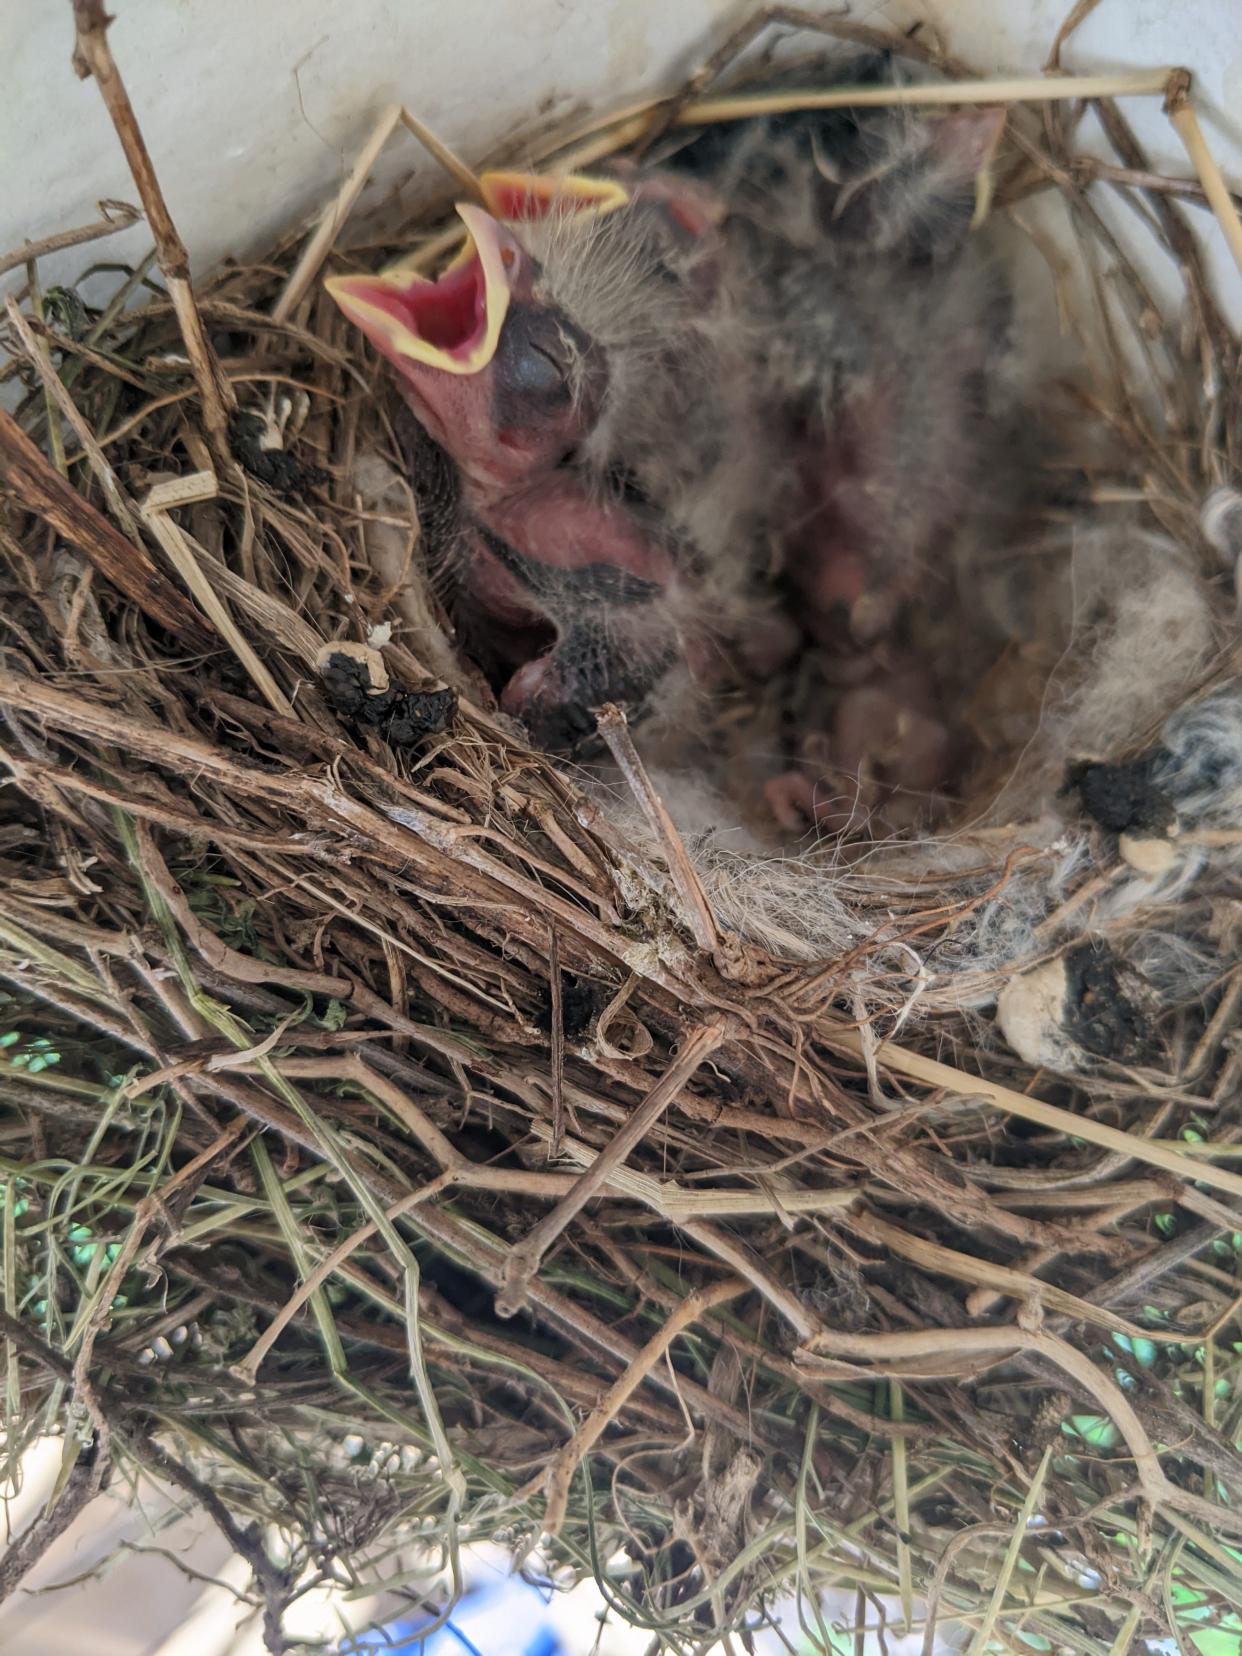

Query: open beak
left=479, top=169, right=629, bottom=223
left=325, top=202, right=512, bottom=376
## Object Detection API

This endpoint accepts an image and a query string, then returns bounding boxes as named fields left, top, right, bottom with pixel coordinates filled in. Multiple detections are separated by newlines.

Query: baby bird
left=662, top=76, right=1018, bottom=830
left=328, top=172, right=770, bottom=748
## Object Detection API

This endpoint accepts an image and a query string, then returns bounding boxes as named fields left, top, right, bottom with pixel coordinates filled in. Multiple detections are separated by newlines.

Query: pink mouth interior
left=361, top=257, right=488, bottom=358
left=485, top=180, right=558, bottom=222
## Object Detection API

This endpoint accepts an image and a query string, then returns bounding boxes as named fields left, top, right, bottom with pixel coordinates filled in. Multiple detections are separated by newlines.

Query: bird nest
left=2, top=6, right=1242, bottom=1653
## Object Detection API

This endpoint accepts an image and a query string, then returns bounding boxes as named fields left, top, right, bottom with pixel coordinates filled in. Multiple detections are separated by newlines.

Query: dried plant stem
left=531, top=1121, right=857, bottom=1220
left=1046, top=0, right=1106, bottom=69
left=139, top=482, right=292, bottom=717
left=0, top=409, right=209, bottom=645
left=17, top=264, right=67, bottom=479
left=0, top=199, right=140, bottom=281
left=684, top=69, right=1177, bottom=124
left=5, top=297, right=141, bottom=538
left=496, top=1019, right=728, bottom=1316
left=1165, top=84, right=1242, bottom=281
left=1078, top=157, right=1241, bottom=212
left=275, top=104, right=482, bottom=325
left=548, top=68, right=1180, bottom=169
left=0, top=1448, right=107, bottom=1605
left=966, top=1448, right=1053, bottom=1655
left=538, top=1275, right=747, bottom=1537
left=548, top=924, right=565, bottom=1156
left=827, top=1025, right=1242, bottom=1202
left=851, top=1210, right=1180, bottom=1343
left=70, top=1118, right=250, bottom=1410
left=235, top=1173, right=455, bottom=1383
left=797, top=1323, right=1239, bottom=1534
left=597, top=702, right=720, bottom=954
left=398, top=109, right=482, bottom=200
left=70, top=0, right=235, bottom=465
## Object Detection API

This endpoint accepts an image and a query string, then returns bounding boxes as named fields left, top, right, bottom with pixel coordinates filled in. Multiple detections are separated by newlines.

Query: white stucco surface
left=2, top=0, right=1238, bottom=317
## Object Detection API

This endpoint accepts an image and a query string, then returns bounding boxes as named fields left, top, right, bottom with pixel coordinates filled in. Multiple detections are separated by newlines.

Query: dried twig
left=139, top=475, right=292, bottom=717
left=0, top=199, right=141, bottom=282
left=547, top=924, right=565, bottom=1156
left=70, top=0, right=235, bottom=463
left=5, top=296, right=142, bottom=537
left=538, top=1275, right=747, bottom=1537
left=1165, top=77, right=1242, bottom=281
left=0, top=1445, right=107, bottom=1604
left=495, top=1019, right=728, bottom=1316
left=0, top=408, right=210, bottom=644
left=274, top=103, right=404, bottom=324
left=826, top=1024, right=1242, bottom=1203
left=597, top=702, right=720, bottom=954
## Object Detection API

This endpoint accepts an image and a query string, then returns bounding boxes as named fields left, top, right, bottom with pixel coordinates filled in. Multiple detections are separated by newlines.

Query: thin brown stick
left=6, top=297, right=142, bottom=537
left=18, top=262, right=67, bottom=478
left=1076, top=156, right=1241, bottom=212
left=851, top=1210, right=1183, bottom=1342
left=679, top=1217, right=818, bottom=1339
left=539, top=1276, right=747, bottom=1536
left=398, top=108, right=483, bottom=200
left=495, top=1019, right=728, bottom=1316
left=71, top=0, right=235, bottom=464
left=1045, top=0, right=1105, bottom=70
left=796, top=1323, right=1241, bottom=1533
left=234, top=1172, right=455, bottom=1383
left=0, top=408, right=210, bottom=645
left=139, top=483, right=292, bottom=717
left=0, top=199, right=140, bottom=281
left=0, top=1450, right=108, bottom=1605
left=597, top=702, right=720, bottom=954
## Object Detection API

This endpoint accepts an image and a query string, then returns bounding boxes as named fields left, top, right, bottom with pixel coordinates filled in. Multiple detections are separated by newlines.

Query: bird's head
left=326, top=178, right=627, bottom=491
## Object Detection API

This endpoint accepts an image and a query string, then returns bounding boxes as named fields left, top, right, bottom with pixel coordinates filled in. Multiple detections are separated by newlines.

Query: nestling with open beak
left=327, top=170, right=773, bottom=749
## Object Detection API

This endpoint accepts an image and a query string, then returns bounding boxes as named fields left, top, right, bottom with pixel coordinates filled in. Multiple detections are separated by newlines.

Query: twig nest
left=996, top=940, right=1156, bottom=1073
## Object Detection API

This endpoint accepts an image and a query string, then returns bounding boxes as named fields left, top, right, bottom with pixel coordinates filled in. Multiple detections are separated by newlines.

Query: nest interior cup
left=2, top=5, right=1242, bottom=1656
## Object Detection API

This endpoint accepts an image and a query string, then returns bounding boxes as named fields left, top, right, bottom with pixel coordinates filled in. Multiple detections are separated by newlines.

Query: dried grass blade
left=827, top=1026, right=1242, bottom=1202
left=967, top=1448, right=1053, bottom=1656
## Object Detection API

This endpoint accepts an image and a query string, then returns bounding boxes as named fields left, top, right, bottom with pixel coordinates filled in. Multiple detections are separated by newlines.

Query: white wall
left=2, top=0, right=1238, bottom=316
left=3, top=0, right=739, bottom=297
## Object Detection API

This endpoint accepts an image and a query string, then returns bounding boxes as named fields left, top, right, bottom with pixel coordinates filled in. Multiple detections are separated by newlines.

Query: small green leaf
left=1064, top=1414, right=1118, bottom=1448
